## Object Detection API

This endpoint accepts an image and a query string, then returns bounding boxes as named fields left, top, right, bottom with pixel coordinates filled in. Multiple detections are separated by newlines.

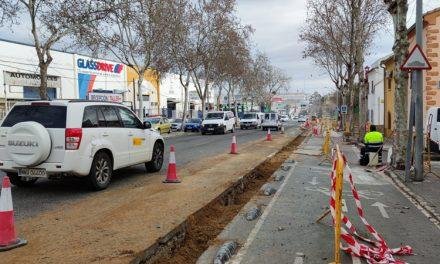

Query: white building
left=0, top=39, right=128, bottom=116
left=366, top=56, right=390, bottom=126
left=159, top=73, right=214, bottom=119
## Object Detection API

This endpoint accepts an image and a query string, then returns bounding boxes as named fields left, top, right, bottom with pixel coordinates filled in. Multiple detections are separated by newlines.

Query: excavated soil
left=152, top=135, right=306, bottom=264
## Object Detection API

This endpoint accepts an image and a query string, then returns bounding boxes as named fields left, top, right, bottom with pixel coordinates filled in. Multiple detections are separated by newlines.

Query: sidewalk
left=220, top=133, right=440, bottom=263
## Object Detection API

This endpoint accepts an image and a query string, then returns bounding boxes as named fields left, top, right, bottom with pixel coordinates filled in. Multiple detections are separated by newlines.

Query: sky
left=236, top=0, right=440, bottom=95
left=1, top=0, right=440, bottom=96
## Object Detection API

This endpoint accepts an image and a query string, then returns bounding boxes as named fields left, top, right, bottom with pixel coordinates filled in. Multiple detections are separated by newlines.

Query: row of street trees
left=0, top=0, right=289, bottom=125
left=300, top=0, right=410, bottom=167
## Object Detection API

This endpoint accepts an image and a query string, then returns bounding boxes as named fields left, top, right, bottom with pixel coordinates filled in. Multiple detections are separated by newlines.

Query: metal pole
left=132, top=78, right=136, bottom=112
left=414, top=0, right=424, bottom=181
left=405, top=73, right=415, bottom=182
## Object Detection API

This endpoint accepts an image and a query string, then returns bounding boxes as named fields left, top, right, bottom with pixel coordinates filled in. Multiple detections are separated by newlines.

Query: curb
left=383, top=170, right=440, bottom=229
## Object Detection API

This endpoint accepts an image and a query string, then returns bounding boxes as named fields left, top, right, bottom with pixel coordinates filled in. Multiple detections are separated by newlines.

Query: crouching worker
left=360, top=125, right=383, bottom=166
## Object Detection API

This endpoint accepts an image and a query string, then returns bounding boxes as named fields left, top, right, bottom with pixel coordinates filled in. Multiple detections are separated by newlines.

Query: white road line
left=309, top=176, right=318, bottom=185
left=342, top=199, right=348, bottom=213
left=293, top=255, right=304, bottom=264
left=228, top=163, right=297, bottom=264
left=371, top=202, right=389, bottom=218
left=352, top=255, right=361, bottom=264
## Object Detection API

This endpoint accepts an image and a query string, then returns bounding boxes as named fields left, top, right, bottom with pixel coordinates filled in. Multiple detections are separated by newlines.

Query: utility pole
left=414, top=0, right=424, bottom=181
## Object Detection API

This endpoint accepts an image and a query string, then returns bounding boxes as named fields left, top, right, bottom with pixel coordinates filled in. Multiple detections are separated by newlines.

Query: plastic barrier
left=326, top=145, right=412, bottom=263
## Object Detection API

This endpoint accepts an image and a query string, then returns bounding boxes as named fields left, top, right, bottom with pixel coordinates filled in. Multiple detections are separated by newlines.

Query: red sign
left=271, top=97, right=283, bottom=103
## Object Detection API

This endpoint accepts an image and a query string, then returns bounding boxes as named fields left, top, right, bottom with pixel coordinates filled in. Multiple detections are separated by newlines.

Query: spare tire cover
left=6, top=121, right=51, bottom=166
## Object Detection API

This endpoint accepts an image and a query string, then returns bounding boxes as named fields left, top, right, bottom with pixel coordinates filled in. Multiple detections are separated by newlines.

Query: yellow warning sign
left=133, top=138, right=143, bottom=146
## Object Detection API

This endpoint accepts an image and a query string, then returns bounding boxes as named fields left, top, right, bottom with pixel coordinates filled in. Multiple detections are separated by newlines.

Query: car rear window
left=2, top=105, right=67, bottom=128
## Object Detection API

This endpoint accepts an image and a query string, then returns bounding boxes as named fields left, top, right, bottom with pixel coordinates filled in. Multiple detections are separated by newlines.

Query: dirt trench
left=141, top=133, right=306, bottom=264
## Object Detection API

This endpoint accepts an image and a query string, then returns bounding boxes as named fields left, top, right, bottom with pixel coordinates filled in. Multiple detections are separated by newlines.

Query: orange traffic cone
left=0, top=176, right=27, bottom=251
left=163, top=145, right=181, bottom=183
left=266, top=129, right=272, bottom=141
left=230, top=135, right=238, bottom=154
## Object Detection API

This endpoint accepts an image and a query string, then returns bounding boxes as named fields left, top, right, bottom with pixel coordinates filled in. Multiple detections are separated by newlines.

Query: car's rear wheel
left=9, top=173, right=38, bottom=187
left=146, top=141, right=164, bottom=172
left=88, top=152, right=112, bottom=191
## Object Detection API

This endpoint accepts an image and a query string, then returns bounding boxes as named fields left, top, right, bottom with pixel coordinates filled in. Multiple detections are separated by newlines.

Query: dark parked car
left=184, top=118, right=202, bottom=132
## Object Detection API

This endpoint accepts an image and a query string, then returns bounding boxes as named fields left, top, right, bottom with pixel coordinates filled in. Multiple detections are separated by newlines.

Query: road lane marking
left=342, top=199, right=348, bottom=213
left=371, top=202, right=389, bottom=218
left=352, top=255, right=361, bottom=264
left=229, top=163, right=297, bottom=264
left=309, top=176, right=318, bottom=185
left=294, top=252, right=304, bottom=264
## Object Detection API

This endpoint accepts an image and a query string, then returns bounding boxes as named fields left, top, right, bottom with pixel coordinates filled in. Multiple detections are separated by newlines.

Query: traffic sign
left=341, top=105, right=347, bottom=114
left=401, top=44, right=432, bottom=71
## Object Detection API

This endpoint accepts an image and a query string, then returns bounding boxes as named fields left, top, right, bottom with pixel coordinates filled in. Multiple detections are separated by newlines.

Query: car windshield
left=206, top=113, right=224, bottom=120
left=265, top=114, right=276, bottom=120
left=146, top=118, right=160, bottom=124
left=2, top=105, right=67, bottom=128
left=243, top=114, right=256, bottom=119
left=189, top=119, right=201, bottom=123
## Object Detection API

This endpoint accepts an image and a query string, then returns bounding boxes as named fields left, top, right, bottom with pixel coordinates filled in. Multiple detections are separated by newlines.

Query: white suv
left=0, top=100, right=164, bottom=190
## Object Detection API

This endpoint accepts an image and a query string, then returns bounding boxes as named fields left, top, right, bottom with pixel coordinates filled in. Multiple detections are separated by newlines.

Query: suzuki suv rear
left=0, top=100, right=164, bottom=190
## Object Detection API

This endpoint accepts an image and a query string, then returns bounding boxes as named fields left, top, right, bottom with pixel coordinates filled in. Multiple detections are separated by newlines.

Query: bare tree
left=383, top=0, right=409, bottom=167
left=300, top=0, right=386, bottom=132
left=0, top=0, right=105, bottom=99
left=77, top=0, right=172, bottom=118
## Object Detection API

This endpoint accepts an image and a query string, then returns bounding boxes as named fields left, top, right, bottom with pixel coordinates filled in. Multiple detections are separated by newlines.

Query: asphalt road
left=1, top=121, right=299, bottom=220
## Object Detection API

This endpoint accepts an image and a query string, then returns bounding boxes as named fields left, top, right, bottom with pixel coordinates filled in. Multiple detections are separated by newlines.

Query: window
left=97, top=107, right=106, bottom=127
left=82, top=107, right=98, bottom=128
left=2, top=105, right=66, bottom=128
left=117, top=107, right=143, bottom=129
left=101, top=106, right=122, bottom=127
left=371, top=81, right=375, bottom=94
left=437, top=108, right=440, bottom=122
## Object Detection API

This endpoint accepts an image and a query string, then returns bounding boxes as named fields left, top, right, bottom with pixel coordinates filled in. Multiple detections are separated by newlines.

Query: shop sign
left=76, top=57, right=124, bottom=75
left=88, top=92, right=123, bottom=103
left=4, top=71, right=61, bottom=88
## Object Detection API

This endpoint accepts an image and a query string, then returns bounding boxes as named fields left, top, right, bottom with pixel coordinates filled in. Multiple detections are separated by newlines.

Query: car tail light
left=31, top=102, right=50, bottom=106
left=65, top=128, right=82, bottom=150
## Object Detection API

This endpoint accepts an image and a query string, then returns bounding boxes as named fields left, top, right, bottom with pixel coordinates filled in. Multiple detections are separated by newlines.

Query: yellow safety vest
left=364, top=131, right=383, bottom=144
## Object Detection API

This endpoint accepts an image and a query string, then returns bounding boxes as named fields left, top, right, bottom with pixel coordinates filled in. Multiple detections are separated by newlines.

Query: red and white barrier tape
left=328, top=155, right=412, bottom=263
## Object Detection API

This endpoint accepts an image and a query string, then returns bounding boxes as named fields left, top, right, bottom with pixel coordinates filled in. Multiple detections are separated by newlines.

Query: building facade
left=366, top=56, right=388, bottom=130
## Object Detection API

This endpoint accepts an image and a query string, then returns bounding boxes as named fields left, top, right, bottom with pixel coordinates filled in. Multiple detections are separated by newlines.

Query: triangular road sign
left=401, top=44, right=432, bottom=71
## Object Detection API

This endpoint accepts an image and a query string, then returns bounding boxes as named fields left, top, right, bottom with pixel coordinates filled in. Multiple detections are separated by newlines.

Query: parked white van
left=240, top=112, right=263, bottom=129
left=262, top=112, right=281, bottom=131
left=427, top=107, right=440, bottom=152
left=201, top=111, right=236, bottom=134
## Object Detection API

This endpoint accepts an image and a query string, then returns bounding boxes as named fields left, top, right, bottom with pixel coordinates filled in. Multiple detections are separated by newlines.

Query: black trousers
left=360, top=143, right=383, bottom=165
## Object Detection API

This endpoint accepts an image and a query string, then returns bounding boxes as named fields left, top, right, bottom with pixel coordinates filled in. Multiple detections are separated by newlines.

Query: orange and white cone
left=0, top=176, right=27, bottom=251
left=266, top=129, right=272, bottom=141
left=230, top=136, right=238, bottom=154
left=163, top=145, right=181, bottom=183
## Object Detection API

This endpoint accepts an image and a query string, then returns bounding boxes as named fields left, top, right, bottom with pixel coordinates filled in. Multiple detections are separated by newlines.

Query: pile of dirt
left=153, top=134, right=306, bottom=264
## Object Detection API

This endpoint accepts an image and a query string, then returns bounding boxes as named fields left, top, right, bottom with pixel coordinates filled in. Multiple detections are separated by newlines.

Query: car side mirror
left=144, top=121, right=152, bottom=129
left=224, top=116, right=229, bottom=121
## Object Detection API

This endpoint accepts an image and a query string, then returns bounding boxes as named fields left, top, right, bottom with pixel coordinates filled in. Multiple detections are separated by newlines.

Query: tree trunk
left=38, top=62, right=49, bottom=100
left=179, top=72, right=190, bottom=129
left=137, top=69, right=146, bottom=118
left=387, top=0, right=409, bottom=167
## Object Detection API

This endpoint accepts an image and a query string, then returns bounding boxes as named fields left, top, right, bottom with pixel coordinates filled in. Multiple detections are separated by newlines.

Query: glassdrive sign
left=3, top=71, right=61, bottom=88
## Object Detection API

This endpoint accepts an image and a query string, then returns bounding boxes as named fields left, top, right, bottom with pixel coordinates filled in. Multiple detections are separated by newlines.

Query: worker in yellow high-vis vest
left=360, top=125, right=384, bottom=165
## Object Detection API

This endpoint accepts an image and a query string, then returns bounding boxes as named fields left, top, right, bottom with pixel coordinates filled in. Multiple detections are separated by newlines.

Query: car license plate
left=208, top=128, right=214, bottom=131
left=18, top=168, right=47, bottom=178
